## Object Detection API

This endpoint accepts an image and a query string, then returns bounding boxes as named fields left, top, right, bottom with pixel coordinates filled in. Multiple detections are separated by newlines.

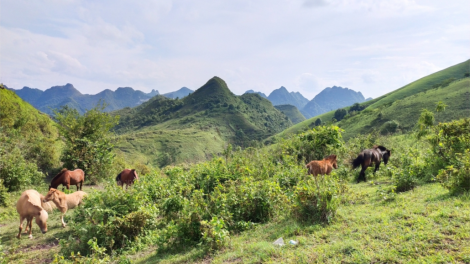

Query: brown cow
left=306, top=155, right=338, bottom=177
left=116, top=169, right=139, bottom=189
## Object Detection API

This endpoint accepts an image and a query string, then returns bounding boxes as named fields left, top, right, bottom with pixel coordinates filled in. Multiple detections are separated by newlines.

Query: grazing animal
left=49, top=168, right=85, bottom=191
left=352, top=145, right=391, bottom=182
left=306, top=155, right=338, bottom=177
left=43, top=188, right=87, bottom=228
left=16, top=190, right=49, bottom=239
left=116, top=169, right=139, bottom=189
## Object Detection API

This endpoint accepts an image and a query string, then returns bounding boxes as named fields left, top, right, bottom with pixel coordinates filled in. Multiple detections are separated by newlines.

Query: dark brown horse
left=49, top=168, right=85, bottom=191
left=306, top=155, right=338, bottom=177
left=116, top=169, right=139, bottom=189
left=352, top=145, right=391, bottom=182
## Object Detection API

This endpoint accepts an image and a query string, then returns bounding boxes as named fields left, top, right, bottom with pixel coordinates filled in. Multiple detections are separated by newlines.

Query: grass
left=129, top=179, right=470, bottom=263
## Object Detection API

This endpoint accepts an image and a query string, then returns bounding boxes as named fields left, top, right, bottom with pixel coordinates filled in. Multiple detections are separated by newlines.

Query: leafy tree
left=315, top=118, right=322, bottom=126
left=53, top=103, right=119, bottom=184
left=334, top=108, right=347, bottom=121
left=349, top=103, right=364, bottom=112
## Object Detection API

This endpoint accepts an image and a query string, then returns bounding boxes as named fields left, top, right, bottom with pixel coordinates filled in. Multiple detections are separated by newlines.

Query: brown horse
left=116, top=169, right=139, bottom=189
left=352, top=145, right=391, bottom=182
left=49, top=168, right=85, bottom=191
left=306, top=155, right=338, bottom=177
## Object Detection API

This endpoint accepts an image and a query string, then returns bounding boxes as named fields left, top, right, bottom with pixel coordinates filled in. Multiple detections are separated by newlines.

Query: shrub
left=334, top=108, right=347, bottom=121
left=281, top=125, right=344, bottom=163
left=0, top=180, right=9, bottom=207
left=211, top=178, right=287, bottom=230
left=0, top=147, right=43, bottom=191
left=380, top=120, right=399, bottom=134
left=61, top=184, right=159, bottom=256
left=437, top=151, right=470, bottom=193
left=292, top=177, right=342, bottom=223
left=201, top=217, right=230, bottom=250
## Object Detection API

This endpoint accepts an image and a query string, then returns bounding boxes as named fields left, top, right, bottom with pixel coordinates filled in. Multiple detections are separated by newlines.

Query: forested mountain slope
left=113, top=77, right=292, bottom=167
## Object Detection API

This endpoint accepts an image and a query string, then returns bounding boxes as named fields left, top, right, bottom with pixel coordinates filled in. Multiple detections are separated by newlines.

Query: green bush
left=0, top=180, right=9, bottom=207
left=211, top=178, right=287, bottom=230
left=61, top=184, right=159, bottom=256
left=380, top=120, right=399, bottom=134
left=201, top=217, right=230, bottom=250
left=0, top=147, right=43, bottom=192
left=281, top=125, right=344, bottom=163
left=292, top=177, right=342, bottom=223
left=437, top=151, right=470, bottom=193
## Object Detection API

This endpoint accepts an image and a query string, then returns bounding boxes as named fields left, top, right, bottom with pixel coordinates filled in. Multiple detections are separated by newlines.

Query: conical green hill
left=182, top=76, right=238, bottom=111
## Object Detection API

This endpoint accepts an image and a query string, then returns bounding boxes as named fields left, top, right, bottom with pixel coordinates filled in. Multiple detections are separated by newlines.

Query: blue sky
left=0, top=0, right=468, bottom=99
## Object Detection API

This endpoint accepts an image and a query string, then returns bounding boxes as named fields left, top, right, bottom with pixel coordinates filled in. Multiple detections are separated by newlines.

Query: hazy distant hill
left=267, top=86, right=309, bottom=110
left=10, top=83, right=159, bottom=115
left=274, top=105, right=306, bottom=124
left=113, top=77, right=292, bottom=166
left=163, top=87, right=193, bottom=99
left=301, top=86, right=365, bottom=119
left=244, top=90, right=268, bottom=99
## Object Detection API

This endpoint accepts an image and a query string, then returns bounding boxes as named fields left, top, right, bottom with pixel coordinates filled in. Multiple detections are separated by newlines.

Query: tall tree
left=54, top=103, right=119, bottom=184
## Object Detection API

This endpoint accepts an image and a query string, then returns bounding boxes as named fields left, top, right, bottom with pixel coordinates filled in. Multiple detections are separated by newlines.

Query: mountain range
left=245, top=85, right=366, bottom=119
left=9, top=80, right=365, bottom=120
left=8, top=84, right=193, bottom=115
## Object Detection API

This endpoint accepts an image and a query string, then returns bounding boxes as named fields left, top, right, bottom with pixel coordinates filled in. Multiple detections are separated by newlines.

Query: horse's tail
left=351, top=154, right=363, bottom=169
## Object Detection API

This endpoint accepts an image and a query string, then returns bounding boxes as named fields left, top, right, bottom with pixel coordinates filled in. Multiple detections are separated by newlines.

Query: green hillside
left=0, top=85, right=61, bottom=189
left=276, top=59, right=470, bottom=139
left=275, top=104, right=306, bottom=124
left=113, top=77, right=292, bottom=167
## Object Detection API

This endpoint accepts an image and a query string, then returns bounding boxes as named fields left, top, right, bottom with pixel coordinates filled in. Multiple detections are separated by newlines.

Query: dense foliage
left=0, top=85, right=61, bottom=194
left=53, top=104, right=120, bottom=184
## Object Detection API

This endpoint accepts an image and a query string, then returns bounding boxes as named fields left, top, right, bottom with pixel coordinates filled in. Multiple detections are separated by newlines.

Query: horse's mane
left=373, top=145, right=387, bottom=151
left=51, top=168, right=68, bottom=182
left=324, top=154, right=337, bottom=161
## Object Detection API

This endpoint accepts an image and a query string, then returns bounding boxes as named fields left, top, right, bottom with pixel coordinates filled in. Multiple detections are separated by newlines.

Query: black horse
left=352, top=145, right=391, bottom=182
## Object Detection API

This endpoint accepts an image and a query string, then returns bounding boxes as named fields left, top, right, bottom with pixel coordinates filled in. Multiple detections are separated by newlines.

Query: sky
left=0, top=0, right=469, bottom=100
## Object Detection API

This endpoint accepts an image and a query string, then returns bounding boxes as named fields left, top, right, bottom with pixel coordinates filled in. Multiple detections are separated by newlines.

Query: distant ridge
left=300, top=86, right=365, bottom=119
left=244, top=90, right=268, bottom=99
left=267, top=86, right=309, bottom=110
left=163, top=87, right=193, bottom=99
left=10, top=84, right=160, bottom=115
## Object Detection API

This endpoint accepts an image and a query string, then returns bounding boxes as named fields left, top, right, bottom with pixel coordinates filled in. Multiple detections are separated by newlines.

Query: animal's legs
left=27, top=217, right=34, bottom=239
left=17, top=216, right=25, bottom=239
left=61, top=213, right=67, bottom=228
left=374, top=162, right=381, bottom=174
left=24, top=217, right=33, bottom=233
left=358, top=165, right=367, bottom=183
left=66, top=184, right=70, bottom=190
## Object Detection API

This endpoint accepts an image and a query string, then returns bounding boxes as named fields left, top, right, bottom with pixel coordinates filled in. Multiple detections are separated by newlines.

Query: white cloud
left=0, top=0, right=468, bottom=99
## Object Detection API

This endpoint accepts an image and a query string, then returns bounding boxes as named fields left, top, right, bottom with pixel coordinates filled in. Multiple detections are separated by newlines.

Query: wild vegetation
left=1, top=60, right=470, bottom=263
